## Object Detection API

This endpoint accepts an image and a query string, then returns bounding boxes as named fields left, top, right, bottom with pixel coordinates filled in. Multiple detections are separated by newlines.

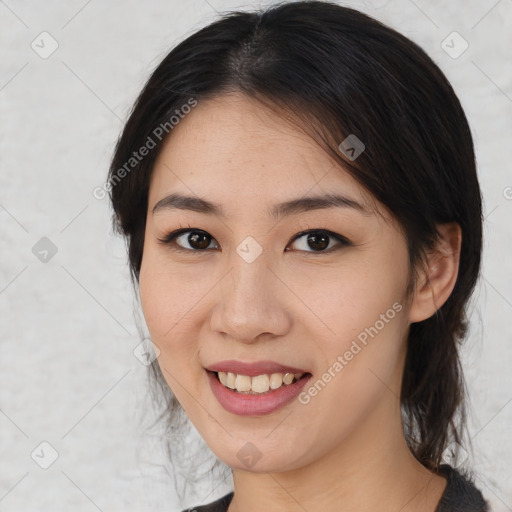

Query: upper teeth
left=217, top=371, right=304, bottom=394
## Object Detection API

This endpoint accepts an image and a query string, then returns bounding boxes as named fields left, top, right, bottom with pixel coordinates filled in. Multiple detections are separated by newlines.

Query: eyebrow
left=152, top=192, right=367, bottom=219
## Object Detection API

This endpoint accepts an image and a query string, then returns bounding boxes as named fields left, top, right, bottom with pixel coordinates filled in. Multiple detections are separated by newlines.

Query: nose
left=210, top=251, right=292, bottom=343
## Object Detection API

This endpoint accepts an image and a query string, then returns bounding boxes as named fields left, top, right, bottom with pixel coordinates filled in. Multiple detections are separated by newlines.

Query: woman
left=108, top=2, right=489, bottom=510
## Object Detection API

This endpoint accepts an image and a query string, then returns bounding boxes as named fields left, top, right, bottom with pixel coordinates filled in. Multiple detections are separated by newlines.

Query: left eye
left=157, top=228, right=350, bottom=253
left=287, top=229, right=350, bottom=253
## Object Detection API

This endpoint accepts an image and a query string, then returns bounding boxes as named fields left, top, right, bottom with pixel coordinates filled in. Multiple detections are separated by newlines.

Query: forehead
left=148, top=93, right=377, bottom=215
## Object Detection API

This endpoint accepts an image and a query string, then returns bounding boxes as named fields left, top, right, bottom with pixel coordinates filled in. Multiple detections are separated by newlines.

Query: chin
left=207, top=437, right=313, bottom=474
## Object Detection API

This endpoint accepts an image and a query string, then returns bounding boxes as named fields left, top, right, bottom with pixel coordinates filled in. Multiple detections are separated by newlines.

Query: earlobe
left=409, top=223, right=462, bottom=323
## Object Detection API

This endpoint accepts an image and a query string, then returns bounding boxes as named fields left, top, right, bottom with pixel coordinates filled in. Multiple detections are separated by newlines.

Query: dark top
left=182, top=464, right=489, bottom=511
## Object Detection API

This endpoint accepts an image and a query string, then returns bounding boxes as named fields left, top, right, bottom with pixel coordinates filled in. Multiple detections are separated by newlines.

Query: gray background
left=1, top=0, right=511, bottom=510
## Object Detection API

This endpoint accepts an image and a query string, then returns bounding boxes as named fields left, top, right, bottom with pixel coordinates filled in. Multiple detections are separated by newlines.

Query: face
left=139, top=93, right=414, bottom=473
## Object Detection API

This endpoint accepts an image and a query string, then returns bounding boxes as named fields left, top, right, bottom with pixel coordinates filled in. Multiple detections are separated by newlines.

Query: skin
left=139, top=93, right=461, bottom=512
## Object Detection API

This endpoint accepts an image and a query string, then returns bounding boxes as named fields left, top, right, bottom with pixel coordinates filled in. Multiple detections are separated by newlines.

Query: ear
left=409, top=222, right=462, bottom=323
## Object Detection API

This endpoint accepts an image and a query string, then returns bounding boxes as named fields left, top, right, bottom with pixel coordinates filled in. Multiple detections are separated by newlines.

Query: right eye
left=157, top=228, right=219, bottom=252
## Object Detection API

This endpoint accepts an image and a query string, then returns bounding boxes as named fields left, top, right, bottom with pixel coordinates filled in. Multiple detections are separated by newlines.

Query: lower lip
left=207, top=371, right=312, bottom=416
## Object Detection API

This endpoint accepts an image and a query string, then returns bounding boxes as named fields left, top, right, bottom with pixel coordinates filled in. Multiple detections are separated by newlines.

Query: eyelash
left=156, top=226, right=351, bottom=255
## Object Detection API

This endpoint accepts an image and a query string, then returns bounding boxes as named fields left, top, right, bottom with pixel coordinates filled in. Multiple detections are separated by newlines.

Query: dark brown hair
left=108, top=0, right=482, bottom=480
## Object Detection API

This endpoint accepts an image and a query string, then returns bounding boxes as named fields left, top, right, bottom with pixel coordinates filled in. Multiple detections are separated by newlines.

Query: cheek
left=290, top=253, right=408, bottom=345
left=139, top=258, right=211, bottom=421
left=139, top=248, right=210, bottom=342
left=292, top=251, right=409, bottom=413
left=292, top=293, right=408, bottom=465
left=138, top=249, right=209, bottom=395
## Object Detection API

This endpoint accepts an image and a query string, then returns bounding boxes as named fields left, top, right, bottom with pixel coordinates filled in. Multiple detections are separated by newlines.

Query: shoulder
left=182, top=492, right=234, bottom=512
left=436, top=464, right=489, bottom=512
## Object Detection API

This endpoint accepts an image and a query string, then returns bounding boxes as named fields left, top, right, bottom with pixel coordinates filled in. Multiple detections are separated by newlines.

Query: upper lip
left=205, top=360, right=309, bottom=377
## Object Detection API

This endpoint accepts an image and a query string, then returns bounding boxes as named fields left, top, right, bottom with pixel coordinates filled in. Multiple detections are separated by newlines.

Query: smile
left=206, top=363, right=312, bottom=416
left=216, top=371, right=305, bottom=394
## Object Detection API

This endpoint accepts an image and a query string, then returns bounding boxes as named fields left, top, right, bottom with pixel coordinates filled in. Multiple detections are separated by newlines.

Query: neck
left=227, top=390, right=446, bottom=512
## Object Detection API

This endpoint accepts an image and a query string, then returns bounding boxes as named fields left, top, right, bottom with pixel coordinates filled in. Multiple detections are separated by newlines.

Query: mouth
left=205, top=362, right=313, bottom=415
left=209, top=370, right=310, bottom=394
